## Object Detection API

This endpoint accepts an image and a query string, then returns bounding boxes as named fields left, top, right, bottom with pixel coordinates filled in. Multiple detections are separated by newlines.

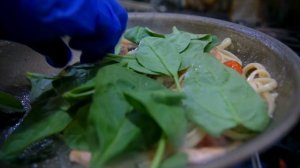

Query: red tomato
left=224, top=60, right=243, bottom=74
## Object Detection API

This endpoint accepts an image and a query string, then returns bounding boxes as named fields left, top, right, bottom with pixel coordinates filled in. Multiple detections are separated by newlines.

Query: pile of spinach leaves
left=0, top=26, right=270, bottom=168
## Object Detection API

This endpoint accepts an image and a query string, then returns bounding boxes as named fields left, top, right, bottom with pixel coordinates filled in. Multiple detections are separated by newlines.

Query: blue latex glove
left=0, top=0, right=127, bottom=67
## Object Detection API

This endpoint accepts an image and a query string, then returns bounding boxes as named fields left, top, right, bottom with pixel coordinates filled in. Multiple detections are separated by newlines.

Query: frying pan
left=0, top=13, right=300, bottom=168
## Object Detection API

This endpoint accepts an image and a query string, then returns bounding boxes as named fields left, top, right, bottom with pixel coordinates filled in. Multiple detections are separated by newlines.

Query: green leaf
left=63, top=78, right=95, bottom=102
left=183, top=53, right=269, bottom=136
left=90, top=119, right=140, bottom=168
left=124, top=26, right=165, bottom=44
left=160, top=152, right=188, bottom=168
left=126, top=110, right=161, bottom=148
left=52, top=63, right=100, bottom=94
left=121, top=54, right=160, bottom=75
left=150, top=136, right=166, bottom=168
left=166, top=32, right=192, bottom=53
left=63, top=104, right=90, bottom=151
left=0, top=91, right=23, bottom=113
left=224, top=125, right=257, bottom=140
left=106, top=54, right=161, bottom=75
left=95, top=64, right=165, bottom=90
left=170, top=27, right=209, bottom=40
left=135, top=37, right=181, bottom=87
left=124, top=90, right=187, bottom=147
left=0, top=91, right=72, bottom=160
left=166, top=28, right=209, bottom=53
left=87, top=65, right=165, bottom=167
left=188, top=33, right=211, bottom=40
left=180, top=40, right=212, bottom=69
left=26, top=72, right=55, bottom=102
left=114, top=38, right=122, bottom=55
left=87, top=84, right=138, bottom=167
left=171, top=27, right=180, bottom=34
left=204, top=35, right=219, bottom=52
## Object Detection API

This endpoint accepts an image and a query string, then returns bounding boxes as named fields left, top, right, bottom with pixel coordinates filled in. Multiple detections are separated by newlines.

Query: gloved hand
left=0, top=0, right=127, bottom=67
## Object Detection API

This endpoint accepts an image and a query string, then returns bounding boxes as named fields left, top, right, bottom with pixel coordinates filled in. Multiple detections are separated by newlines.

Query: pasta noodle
left=210, top=38, right=242, bottom=65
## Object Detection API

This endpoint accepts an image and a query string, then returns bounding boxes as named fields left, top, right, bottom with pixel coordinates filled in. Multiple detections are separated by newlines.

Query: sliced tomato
left=224, top=60, right=243, bottom=74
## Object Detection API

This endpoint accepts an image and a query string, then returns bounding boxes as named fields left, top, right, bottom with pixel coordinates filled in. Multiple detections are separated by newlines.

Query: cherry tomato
left=224, top=60, right=243, bottom=74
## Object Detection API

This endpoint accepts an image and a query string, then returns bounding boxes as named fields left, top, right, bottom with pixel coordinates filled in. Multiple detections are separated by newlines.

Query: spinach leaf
left=63, top=104, right=90, bottom=151
left=135, top=37, right=181, bottom=88
left=204, top=35, right=219, bottom=52
left=124, top=90, right=187, bottom=147
left=63, top=78, right=95, bottom=102
left=180, top=40, right=212, bottom=69
left=166, top=32, right=192, bottom=53
left=0, top=90, right=72, bottom=160
left=0, top=91, right=23, bottom=113
left=114, top=38, right=122, bottom=55
left=52, top=63, right=99, bottom=94
left=224, top=125, right=257, bottom=140
left=87, top=64, right=165, bottom=167
left=183, top=53, right=269, bottom=136
left=87, top=83, right=138, bottom=167
left=94, top=64, right=165, bottom=90
left=26, top=72, right=55, bottom=102
left=171, top=27, right=180, bottom=34
left=90, top=119, right=140, bottom=167
left=150, top=136, right=166, bottom=168
left=106, top=54, right=161, bottom=75
left=170, top=27, right=209, bottom=40
left=125, top=26, right=165, bottom=44
left=121, top=54, right=160, bottom=75
left=126, top=110, right=161, bottom=149
left=166, top=27, right=209, bottom=53
left=160, top=152, right=188, bottom=168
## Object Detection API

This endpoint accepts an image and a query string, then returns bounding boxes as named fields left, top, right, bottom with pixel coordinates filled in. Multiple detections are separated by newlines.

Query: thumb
left=27, top=39, right=72, bottom=68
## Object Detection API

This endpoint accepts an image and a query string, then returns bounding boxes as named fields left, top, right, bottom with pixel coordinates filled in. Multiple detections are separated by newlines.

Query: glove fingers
left=69, top=0, right=128, bottom=64
left=27, top=39, right=72, bottom=68
left=109, top=0, right=128, bottom=32
left=80, top=52, right=103, bottom=64
left=69, top=36, right=112, bottom=63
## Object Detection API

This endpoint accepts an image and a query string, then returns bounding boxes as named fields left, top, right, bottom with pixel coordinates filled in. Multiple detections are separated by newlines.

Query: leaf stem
left=174, top=75, right=182, bottom=91
left=106, top=53, right=136, bottom=59
left=150, top=136, right=166, bottom=168
left=63, top=90, right=95, bottom=99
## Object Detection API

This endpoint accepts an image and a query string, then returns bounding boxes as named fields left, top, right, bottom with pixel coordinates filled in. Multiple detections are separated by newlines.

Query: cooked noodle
left=211, top=38, right=242, bottom=65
